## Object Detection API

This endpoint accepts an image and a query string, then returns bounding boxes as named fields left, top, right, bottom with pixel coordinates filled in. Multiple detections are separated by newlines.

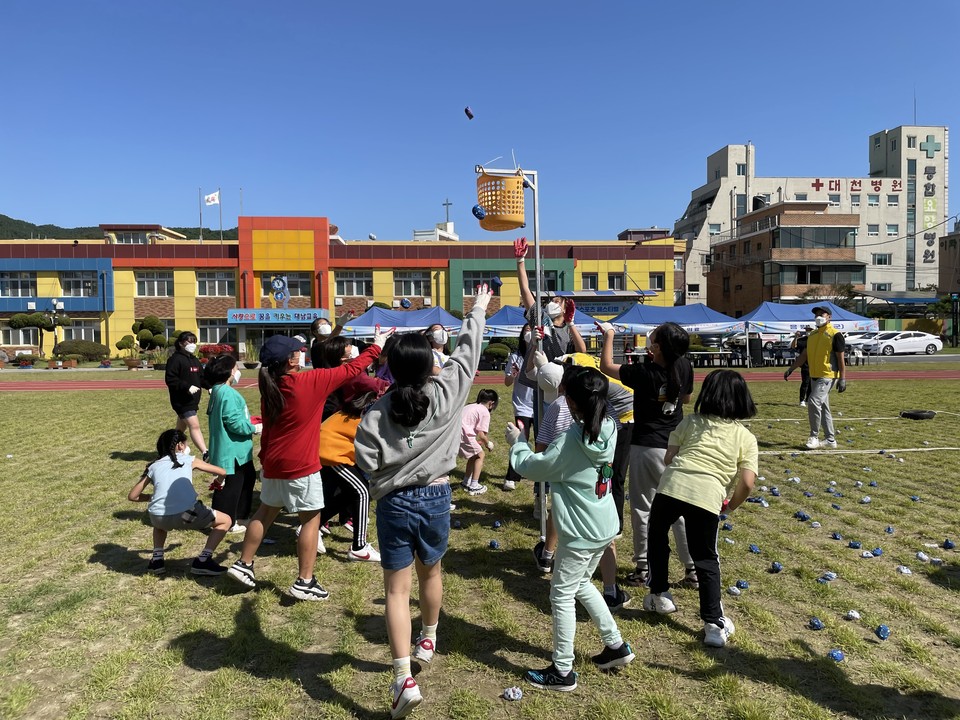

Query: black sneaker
left=191, top=557, right=228, bottom=576
left=532, top=541, right=553, bottom=574
left=202, top=450, right=210, bottom=462
left=624, top=565, right=648, bottom=587
left=147, top=558, right=165, bottom=575
left=603, top=586, right=631, bottom=612
left=226, top=559, right=257, bottom=588
left=525, top=664, right=578, bottom=692
left=290, top=576, right=329, bottom=601
left=591, top=642, right=635, bottom=671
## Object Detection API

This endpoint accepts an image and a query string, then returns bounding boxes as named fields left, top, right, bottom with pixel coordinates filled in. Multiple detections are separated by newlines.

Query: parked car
left=722, top=331, right=791, bottom=350
left=844, top=331, right=880, bottom=349
left=860, top=331, right=943, bottom=356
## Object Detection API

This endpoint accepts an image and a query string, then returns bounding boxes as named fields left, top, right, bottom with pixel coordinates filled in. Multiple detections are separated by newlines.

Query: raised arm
left=598, top=324, right=621, bottom=381
left=514, top=237, right=535, bottom=310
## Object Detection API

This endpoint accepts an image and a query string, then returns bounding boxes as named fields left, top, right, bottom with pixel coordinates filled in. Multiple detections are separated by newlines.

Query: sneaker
left=227, top=560, right=256, bottom=588
left=202, top=450, right=210, bottom=462
left=679, top=568, right=700, bottom=590
left=805, top=436, right=820, bottom=449
left=799, top=401, right=807, bottom=407
left=191, top=557, right=228, bottom=576
left=289, top=576, right=329, bottom=601
left=603, top=586, right=631, bottom=612
left=147, top=558, right=165, bottom=575
left=347, top=543, right=381, bottom=562
left=525, top=664, right=578, bottom=692
left=704, top=616, right=736, bottom=647
left=294, top=524, right=327, bottom=554
left=412, top=633, right=435, bottom=663
left=391, top=676, right=422, bottom=719
left=823, top=439, right=838, bottom=449
left=228, top=523, right=246, bottom=534
left=642, top=591, right=677, bottom=615
left=466, top=483, right=487, bottom=496
left=624, top=566, right=648, bottom=587
left=532, top=541, right=553, bottom=573
left=320, top=522, right=332, bottom=536
left=316, top=536, right=326, bottom=555
left=344, top=519, right=355, bottom=533
left=591, top=641, right=635, bottom=670
left=503, top=480, right=516, bottom=491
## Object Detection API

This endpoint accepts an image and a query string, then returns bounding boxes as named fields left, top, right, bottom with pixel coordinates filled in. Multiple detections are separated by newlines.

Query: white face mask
left=317, top=324, right=332, bottom=336
left=814, top=316, right=828, bottom=328
left=544, top=302, right=563, bottom=319
left=184, top=343, right=197, bottom=354
left=231, top=368, right=242, bottom=385
left=523, top=331, right=532, bottom=343
left=431, top=329, right=448, bottom=345
left=348, top=345, right=360, bottom=359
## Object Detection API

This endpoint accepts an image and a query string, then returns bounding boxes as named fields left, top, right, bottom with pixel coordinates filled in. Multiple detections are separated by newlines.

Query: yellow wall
left=36, top=272, right=61, bottom=299
left=251, top=229, right=315, bottom=272
left=173, top=270, right=198, bottom=332
left=112, top=270, right=137, bottom=345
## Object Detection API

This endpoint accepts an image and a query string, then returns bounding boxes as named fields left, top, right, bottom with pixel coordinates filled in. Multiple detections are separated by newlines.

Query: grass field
left=2, top=371, right=960, bottom=719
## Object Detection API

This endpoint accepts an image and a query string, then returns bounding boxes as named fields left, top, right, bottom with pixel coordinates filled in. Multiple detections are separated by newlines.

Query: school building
left=0, top=218, right=678, bottom=356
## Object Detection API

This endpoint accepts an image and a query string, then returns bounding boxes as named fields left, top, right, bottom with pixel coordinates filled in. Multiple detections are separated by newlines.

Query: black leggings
left=319, top=464, right=370, bottom=551
left=505, top=414, right=535, bottom=482
left=211, top=459, right=256, bottom=524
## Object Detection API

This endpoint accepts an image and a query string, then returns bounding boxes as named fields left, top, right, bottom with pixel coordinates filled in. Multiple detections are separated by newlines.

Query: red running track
left=2, top=370, right=960, bottom=392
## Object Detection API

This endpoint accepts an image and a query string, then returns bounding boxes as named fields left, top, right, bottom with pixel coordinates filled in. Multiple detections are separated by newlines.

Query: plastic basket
left=476, top=171, right=525, bottom=231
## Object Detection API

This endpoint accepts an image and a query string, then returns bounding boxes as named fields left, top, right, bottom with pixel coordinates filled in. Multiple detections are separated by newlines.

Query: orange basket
left=476, top=170, right=525, bottom=231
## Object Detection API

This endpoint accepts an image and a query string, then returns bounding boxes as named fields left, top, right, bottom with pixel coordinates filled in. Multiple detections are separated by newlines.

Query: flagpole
left=198, top=188, right=203, bottom=244
left=239, top=187, right=243, bottom=216
left=218, top=187, right=223, bottom=244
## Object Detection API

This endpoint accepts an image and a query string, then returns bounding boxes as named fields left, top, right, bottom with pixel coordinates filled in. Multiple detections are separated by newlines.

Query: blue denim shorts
left=376, top=483, right=451, bottom=570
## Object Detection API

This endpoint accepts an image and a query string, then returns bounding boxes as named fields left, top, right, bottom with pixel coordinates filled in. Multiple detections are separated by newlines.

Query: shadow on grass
left=89, top=542, right=188, bottom=575
left=651, top=639, right=960, bottom=719
left=170, top=597, right=388, bottom=717
left=109, top=450, right=155, bottom=462
left=442, top=545, right=552, bottom=615
left=928, top=562, right=960, bottom=591
left=113, top=509, right=152, bottom=525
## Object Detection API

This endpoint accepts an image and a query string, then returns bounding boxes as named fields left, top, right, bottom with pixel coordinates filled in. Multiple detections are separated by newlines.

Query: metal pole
left=528, top=171, right=548, bottom=541
left=199, top=188, right=203, bottom=243
left=219, top=187, right=223, bottom=244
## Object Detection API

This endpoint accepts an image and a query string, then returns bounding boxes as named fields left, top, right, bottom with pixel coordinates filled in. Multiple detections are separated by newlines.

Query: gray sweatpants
left=807, top=377, right=836, bottom=441
left=628, top=445, right=693, bottom=569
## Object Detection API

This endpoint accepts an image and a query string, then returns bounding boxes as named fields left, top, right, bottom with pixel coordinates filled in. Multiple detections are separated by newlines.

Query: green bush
left=491, top=336, right=519, bottom=352
left=482, top=343, right=510, bottom=362
left=53, top=340, right=110, bottom=361
left=15, top=354, right=41, bottom=364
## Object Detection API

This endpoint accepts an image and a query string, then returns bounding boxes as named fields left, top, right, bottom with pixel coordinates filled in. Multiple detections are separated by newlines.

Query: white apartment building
left=674, top=126, right=949, bottom=305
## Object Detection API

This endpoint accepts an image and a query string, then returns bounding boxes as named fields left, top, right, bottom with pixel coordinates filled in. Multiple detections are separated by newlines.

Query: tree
left=132, top=315, right=167, bottom=350
left=797, top=284, right=856, bottom=311
left=8, top=311, right=71, bottom=356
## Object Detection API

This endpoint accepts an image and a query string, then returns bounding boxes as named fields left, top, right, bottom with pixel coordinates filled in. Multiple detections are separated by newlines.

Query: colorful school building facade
left=0, top=218, right=680, bottom=356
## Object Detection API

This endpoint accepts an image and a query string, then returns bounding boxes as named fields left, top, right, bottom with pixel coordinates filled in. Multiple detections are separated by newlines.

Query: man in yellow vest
left=783, top=306, right=846, bottom=449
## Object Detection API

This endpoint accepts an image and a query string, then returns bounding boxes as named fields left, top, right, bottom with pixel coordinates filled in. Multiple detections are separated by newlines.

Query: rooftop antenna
left=482, top=156, right=502, bottom=167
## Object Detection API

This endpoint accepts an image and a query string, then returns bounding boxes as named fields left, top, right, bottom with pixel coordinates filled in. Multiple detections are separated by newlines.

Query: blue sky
left=2, top=1, right=957, bottom=240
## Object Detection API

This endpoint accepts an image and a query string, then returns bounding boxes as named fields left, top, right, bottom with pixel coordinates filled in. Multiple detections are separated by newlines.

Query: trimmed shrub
left=53, top=340, right=110, bottom=361
left=482, top=342, right=510, bottom=362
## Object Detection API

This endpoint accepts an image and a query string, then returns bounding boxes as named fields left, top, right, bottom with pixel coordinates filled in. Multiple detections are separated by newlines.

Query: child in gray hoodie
left=507, top=367, right=635, bottom=692
left=355, top=284, right=492, bottom=720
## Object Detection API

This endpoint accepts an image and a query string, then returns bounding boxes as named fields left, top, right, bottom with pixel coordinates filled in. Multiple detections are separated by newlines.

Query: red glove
left=537, top=326, right=545, bottom=339
left=209, top=477, right=225, bottom=492
left=513, top=236, right=528, bottom=259
left=721, top=498, right=730, bottom=513
left=563, top=298, right=576, bottom=324
left=250, top=415, right=262, bottom=425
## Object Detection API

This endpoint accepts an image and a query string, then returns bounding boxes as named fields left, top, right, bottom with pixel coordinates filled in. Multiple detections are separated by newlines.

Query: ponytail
left=258, top=361, right=288, bottom=425
left=653, top=322, right=690, bottom=405
left=155, top=429, right=186, bottom=469
left=388, top=386, right=430, bottom=427
left=564, top=367, right=609, bottom=445
left=385, top=333, right=434, bottom=428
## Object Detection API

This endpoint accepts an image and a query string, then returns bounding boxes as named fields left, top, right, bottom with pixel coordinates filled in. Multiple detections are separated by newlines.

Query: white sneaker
left=805, top=437, right=820, bottom=449
left=228, top=523, right=246, bottom=534
left=503, top=480, right=516, bottom=491
left=467, top=483, right=487, bottom=496
left=823, top=439, right=838, bottom=449
left=642, top=591, right=677, bottom=614
left=799, top=401, right=807, bottom=407
left=347, top=543, right=381, bottom=562
left=294, top=524, right=326, bottom=554
left=413, top=632, right=435, bottom=663
left=391, top=676, right=423, bottom=719
left=704, top=616, right=736, bottom=647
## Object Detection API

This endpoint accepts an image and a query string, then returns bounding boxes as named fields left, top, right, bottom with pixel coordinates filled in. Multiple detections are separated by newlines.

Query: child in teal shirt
left=507, top=367, right=635, bottom=692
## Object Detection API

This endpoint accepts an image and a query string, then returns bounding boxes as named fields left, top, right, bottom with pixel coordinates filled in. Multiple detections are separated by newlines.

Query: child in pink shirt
left=459, top=389, right=499, bottom=496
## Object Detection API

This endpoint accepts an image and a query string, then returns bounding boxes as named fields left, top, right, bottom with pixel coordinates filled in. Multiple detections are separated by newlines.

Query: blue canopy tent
left=483, top=305, right=604, bottom=338
left=609, top=303, right=744, bottom=335
left=739, top=301, right=878, bottom=335
left=339, top=306, right=462, bottom=337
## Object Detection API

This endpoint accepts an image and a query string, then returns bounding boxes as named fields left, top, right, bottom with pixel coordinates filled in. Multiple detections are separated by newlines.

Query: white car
left=844, top=331, right=880, bottom=349
left=860, top=331, right=943, bottom=356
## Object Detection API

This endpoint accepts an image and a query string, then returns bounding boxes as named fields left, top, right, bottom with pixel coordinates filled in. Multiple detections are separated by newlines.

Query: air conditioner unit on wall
left=423, top=297, right=432, bottom=306
left=334, top=297, right=343, bottom=306
left=367, top=299, right=375, bottom=307
left=27, top=302, right=35, bottom=310
left=392, top=299, right=401, bottom=308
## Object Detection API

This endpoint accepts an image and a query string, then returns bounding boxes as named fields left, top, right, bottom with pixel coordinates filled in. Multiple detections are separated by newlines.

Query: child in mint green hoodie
left=507, top=367, right=635, bottom=692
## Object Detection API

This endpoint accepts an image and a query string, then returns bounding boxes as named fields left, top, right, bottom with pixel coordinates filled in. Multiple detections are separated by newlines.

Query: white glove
left=597, top=322, right=615, bottom=334
left=662, top=401, right=676, bottom=415
left=253, top=423, right=263, bottom=435
left=505, top=421, right=523, bottom=445
left=486, top=440, right=495, bottom=451
left=188, top=385, right=200, bottom=395
left=373, top=324, right=395, bottom=349
left=337, top=310, right=355, bottom=326
left=473, top=283, right=493, bottom=312
left=533, top=350, right=548, bottom=369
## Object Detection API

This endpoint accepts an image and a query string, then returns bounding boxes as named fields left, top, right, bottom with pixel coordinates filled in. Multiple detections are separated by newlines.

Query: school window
left=887, top=194, right=899, bottom=207
left=60, top=271, right=98, bottom=297
left=673, top=258, right=683, bottom=271
left=872, top=253, right=892, bottom=265
left=708, top=223, right=722, bottom=236
left=795, top=193, right=808, bottom=201
left=525, top=270, right=558, bottom=293
left=868, top=194, right=880, bottom=207
left=197, top=271, right=235, bottom=297
left=907, top=136, right=917, bottom=149
left=333, top=271, right=372, bottom=297
left=161, top=320, right=176, bottom=340
left=262, top=272, right=313, bottom=297
left=197, top=318, right=235, bottom=345
left=872, top=282, right=892, bottom=291
left=886, top=224, right=899, bottom=237
left=648, top=273, right=665, bottom=291
left=135, top=271, right=173, bottom=297
left=736, top=163, right=746, bottom=176
left=1, top=324, right=38, bottom=346
left=394, top=271, right=431, bottom=297
left=607, top=273, right=625, bottom=291
left=850, top=194, right=860, bottom=207
left=0, top=271, right=37, bottom=297
left=62, top=320, right=101, bottom=343
left=828, top=194, right=840, bottom=206
left=114, top=231, right=149, bottom=244
left=581, top=273, right=598, bottom=291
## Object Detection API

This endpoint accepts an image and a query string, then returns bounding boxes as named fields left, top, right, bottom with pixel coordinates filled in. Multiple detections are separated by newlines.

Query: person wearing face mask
left=204, top=354, right=263, bottom=534
left=164, top=331, right=210, bottom=460
left=309, top=311, right=354, bottom=368
left=784, top=306, right=846, bottom=449
left=425, top=324, right=450, bottom=376
left=514, top=237, right=586, bottom=362
left=503, top=324, right=536, bottom=491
